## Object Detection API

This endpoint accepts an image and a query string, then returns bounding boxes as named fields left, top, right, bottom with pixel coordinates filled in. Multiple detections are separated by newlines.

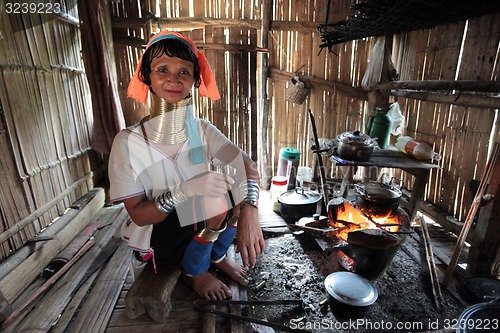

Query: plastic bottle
left=395, top=136, right=442, bottom=161
left=277, top=147, right=300, bottom=189
left=270, top=176, right=288, bottom=213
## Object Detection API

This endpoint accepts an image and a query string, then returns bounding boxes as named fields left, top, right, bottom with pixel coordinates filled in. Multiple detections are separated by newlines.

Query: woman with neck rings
left=108, top=32, right=265, bottom=300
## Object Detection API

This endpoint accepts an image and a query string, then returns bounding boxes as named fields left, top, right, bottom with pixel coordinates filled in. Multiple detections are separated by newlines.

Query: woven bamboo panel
left=266, top=0, right=372, bottom=182
left=392, top=13, right=499, bottom=221
left=0, top=7, right=96, bottom=259
left=109, top=0, right=498, bottom=226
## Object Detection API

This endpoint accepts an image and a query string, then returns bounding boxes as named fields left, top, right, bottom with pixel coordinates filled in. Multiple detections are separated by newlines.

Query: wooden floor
left=105, top=190, right=288, bottom=333
left=3, top=191, right=470, bottom=333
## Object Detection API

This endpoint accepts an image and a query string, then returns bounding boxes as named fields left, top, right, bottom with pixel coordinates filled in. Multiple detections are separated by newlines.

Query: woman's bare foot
left=214, top=257, right=249, bottom=286
left=182, top=271, right=232, bottom=300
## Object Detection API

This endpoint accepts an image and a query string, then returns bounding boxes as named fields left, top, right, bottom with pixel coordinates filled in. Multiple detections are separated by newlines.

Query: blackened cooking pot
left=324, top=271, right=378, bottom=319
left=336, top=130, right=377, bottom=162
left=278, top=187, right=322, bottom=223
left=354, top=180, right=403, bottom=217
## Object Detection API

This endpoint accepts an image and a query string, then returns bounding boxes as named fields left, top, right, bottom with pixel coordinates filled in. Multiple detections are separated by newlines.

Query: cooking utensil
left=456, top=298, right=500, bottom=333
left=324, top=271, right=378, bottom=318
left=354, top=179, right=403, bottom=217
left=336, top=130, right=376, bottom=162
left=308, top=109, right=329, bottom=211
left=278, top=187, right=322, bottom=223
left=193, top=299, right=310, bottom=333
left=462, top=276, right=500, bottom=303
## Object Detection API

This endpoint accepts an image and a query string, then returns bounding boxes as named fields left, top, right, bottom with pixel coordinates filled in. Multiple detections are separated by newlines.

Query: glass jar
left=270, top=176, right=288, bottom=213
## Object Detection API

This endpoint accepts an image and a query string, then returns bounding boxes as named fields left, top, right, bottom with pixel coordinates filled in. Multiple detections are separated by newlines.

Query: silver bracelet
left=155, top=193, right=174, bottom=214
left=239, top=179, right=260, bottom=207
left=171, top=183, right=186, bottom=205
left=154, top=184, right=187, bottom=215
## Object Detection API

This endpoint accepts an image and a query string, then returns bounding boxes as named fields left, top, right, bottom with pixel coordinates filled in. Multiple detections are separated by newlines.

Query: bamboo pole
left=268, top=67, right=368, bottom=100
left=418, top=215, right=444, bottom=311
left=0, top=172, right=93, bottom=246
left=374, top=80, right=500, bottom=92
left=0, top=188, right=104, bottom=303
left=442, top=142, right=500, bottom=288
left=260, top=0, right=272, bottom=188
left=111, top=17, right=318, bottom=33
left=1, top=239, right=96, bottom=329
left=389, top=89, right=500, bottom=109
left=0, top=291, right=12, bottom=323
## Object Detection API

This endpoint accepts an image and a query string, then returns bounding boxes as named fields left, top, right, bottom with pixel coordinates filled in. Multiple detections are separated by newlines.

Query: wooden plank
left=375, top=80, right=500, bottom=92
left=0, top=188, right=105, bottom=303
left=112, top=17, right=318, bottom=33
left=49, top=269, right=100, bottom=333
left=11, top=205, right=128, bottom=333
left=64, top=243, right=131, bottom=333
left=1, top=239, right=96, bottom=330
left=0, top=291, right=13, bottom=323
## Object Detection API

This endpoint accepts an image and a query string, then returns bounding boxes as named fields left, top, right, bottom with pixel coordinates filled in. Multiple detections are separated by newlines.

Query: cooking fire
left=327, top=197, right=403, bottom=242
left=325, top=197, right=411, bottom=280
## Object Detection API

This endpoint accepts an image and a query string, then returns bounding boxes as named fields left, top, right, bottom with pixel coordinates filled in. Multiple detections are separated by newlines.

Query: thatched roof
left=319, top=0, right=500, bottom=50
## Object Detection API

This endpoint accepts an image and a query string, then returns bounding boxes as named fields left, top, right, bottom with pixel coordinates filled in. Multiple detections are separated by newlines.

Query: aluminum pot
left=336, top=130, right=376, bottom=162
left=456, top=299, right=500, bottom=333
left=354, top=180, right=403, bottom=217
left=324, top=271, right=378, bottom=319
left=278, top=187, right=322, bottom=223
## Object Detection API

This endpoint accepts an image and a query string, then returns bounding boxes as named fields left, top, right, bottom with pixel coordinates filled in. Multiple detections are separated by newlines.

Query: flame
left=329, top=201, right=400, bottom=241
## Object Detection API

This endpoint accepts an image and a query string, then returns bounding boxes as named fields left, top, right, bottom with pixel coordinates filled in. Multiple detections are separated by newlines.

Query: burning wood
left=328, top=198, right=403, bottom=242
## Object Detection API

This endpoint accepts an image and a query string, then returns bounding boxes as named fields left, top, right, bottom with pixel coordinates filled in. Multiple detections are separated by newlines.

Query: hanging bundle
left=285, top=76, right=311, bottom=105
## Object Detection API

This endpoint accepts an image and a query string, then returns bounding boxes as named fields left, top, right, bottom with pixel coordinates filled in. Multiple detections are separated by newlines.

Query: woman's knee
left=202, top=195, right=229, bottom=228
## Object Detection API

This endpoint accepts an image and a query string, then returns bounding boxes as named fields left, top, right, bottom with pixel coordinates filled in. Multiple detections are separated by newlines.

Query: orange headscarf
left=127, top=32, right=220, bottom=103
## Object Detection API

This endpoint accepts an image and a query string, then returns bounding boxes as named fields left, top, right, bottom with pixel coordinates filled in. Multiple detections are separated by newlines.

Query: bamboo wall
left=266, top=0, right=372, bottom=183
left=111, top=0, right=260, bottom=159
left=0, top=4, right=98, bottom=260
left=110, top=0, right=499, bottom=225
left=0, top=0, right=495, bottom=270
left=392, top=13, right=499, bottom=221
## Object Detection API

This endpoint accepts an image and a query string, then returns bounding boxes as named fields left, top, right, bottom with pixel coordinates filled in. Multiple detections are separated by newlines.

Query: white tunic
left=109, top=118, right=237, bottom=251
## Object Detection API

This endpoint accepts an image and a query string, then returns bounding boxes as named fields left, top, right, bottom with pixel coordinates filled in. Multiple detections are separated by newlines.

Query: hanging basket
left=285, top=77, right=311, bottom=105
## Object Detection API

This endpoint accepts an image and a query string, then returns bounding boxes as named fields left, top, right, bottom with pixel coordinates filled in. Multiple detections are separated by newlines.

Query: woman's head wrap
left=127, top=31, right=220, bottom=103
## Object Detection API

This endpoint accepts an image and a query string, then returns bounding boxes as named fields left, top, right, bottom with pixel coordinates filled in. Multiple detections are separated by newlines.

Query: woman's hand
left=235, top=204, right=265, bottom=268
left=183, top=171, right=234, bottom=198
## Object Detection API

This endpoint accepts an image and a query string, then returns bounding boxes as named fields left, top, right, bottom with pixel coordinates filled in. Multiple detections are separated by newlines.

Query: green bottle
left=366, top=108, right=392, bottom=149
